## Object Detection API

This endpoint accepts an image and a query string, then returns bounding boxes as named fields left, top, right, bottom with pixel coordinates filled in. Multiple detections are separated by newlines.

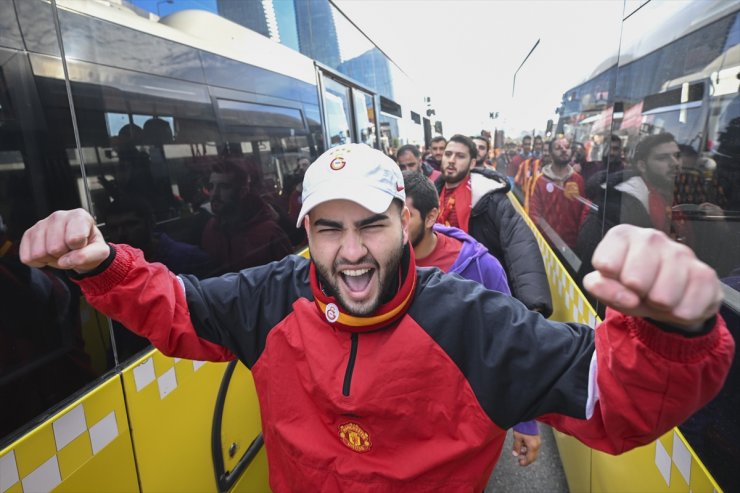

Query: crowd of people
left=397, top=131, right=737, bottom=291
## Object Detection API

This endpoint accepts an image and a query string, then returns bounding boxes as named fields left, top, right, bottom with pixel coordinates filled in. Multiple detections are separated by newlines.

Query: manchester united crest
left=339, top=422, right=371, bottom=453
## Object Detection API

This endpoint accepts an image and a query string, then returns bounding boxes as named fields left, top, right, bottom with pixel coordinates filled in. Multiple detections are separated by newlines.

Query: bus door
left=318, top=70, right=379, bottom=149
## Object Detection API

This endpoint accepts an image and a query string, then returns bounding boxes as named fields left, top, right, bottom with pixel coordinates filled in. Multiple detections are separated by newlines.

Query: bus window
left=322, top=77, right=353, bottom=147
left=214, top=96, right=316, bottom=254
left=0, top=41, right=114, bottom=445
left=378, top=114, right=398, bottom=156
left=353, top=90, right=377, bottom=148
left=217, top=100, right=305, bottom=129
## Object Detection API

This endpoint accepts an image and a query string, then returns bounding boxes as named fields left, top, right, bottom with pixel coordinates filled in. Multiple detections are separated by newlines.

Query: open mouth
left=339, top=267, right=376, bottom=299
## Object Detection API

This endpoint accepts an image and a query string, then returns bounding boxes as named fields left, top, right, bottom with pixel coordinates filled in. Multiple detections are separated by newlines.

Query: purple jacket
left=435, top=224, right=510, bottom=296
left=434, top=224, right=539, bottom=436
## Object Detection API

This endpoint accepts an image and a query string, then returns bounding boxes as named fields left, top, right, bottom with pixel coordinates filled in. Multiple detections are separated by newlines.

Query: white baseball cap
left=296, top=144, right=406, bottom=227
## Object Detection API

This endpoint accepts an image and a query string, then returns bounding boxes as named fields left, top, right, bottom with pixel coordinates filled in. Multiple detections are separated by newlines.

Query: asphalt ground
left=486, top=425, right=570, bottom=492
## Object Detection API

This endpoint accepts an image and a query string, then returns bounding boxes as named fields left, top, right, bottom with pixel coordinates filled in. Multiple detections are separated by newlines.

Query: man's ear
left=635, top=160, right=646, bottom=174
left=425, top=207, right=439, bottom=229
left=401, top=205, right=411, bottom=245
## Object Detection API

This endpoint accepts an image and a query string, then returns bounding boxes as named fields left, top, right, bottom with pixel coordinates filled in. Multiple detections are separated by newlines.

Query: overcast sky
left=333, top=0, right=662, bottom=138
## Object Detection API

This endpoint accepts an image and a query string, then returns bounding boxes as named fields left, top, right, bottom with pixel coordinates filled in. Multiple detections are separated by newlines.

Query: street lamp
left=512, top=39, right=540, bottom=97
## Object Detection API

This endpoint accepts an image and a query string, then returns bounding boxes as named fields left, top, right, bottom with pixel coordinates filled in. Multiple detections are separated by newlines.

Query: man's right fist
left=20, top=209, right=111, bottom=273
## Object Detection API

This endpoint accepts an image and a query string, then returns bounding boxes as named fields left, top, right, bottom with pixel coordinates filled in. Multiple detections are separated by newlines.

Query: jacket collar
left=309, top=243, right=417, bottom=333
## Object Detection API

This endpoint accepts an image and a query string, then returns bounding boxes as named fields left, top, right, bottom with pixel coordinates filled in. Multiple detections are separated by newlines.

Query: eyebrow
left=358, top=214, right=389, bottom=227
left=313, top=213, right=389, bottom=229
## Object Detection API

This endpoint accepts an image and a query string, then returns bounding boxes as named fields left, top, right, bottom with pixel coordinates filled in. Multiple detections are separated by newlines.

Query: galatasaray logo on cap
left=325, top=303, right=340, bottom=323
left=330, top=157, right=346, bottom=170
left=339, top=422, right=371, bottom=453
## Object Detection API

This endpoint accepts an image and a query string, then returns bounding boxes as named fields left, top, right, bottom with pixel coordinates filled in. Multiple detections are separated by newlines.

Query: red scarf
left=438, top=178, right=472, bottom=231
left=309, top=245, right=417, bottom=333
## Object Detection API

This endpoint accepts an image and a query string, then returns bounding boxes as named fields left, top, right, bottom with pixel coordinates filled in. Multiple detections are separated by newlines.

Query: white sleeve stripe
left=176, top=275, right=186, bottom=294
left=585, top=349, right=599, bottom=419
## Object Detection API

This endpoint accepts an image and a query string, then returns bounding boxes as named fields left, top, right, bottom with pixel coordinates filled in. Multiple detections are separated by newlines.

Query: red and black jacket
left=75, top=243, right=734, bottom=493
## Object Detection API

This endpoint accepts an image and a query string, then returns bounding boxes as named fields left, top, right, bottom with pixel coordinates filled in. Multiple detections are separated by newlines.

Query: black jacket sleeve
left=181, top=255, right=312, bottom=367
left=470, top=191, right=553, bottom=317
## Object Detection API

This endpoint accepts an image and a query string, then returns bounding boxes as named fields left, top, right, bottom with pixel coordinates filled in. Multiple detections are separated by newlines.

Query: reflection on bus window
left=353, top=90, right=376, bottom=147
left=546, top=4, right=740, bottom=490
left=379, top=114, right=398, bottom=156
left=0, top=42, right=114, bottom=443
left=323, top=78, right=353, bottom=147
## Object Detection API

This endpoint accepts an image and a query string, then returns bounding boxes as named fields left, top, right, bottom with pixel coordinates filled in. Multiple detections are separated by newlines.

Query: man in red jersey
left=528, top=137, right=589, bottom=250
left=506, top=134, right=532, bottom=178
left=21, top=143, right=732, bottom=493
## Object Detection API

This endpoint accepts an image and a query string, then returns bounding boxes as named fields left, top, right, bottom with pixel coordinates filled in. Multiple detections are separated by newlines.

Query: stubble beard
left=314, top=237, right=405, bottom=317
left=644, top=165, right=675, bottom=195
left=442, top=168, right=468, bottom=186
left=552, top=155, right=571, bottom=167
left=410, top=225, right=425, bottom=249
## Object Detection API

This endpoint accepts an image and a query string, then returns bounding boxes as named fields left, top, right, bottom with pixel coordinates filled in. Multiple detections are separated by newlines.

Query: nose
left=339, top=229, right=367, bottom=263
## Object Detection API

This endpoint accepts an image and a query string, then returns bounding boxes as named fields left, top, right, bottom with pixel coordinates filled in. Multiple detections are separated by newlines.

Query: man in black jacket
left=435, top=134, right=552, bottom=316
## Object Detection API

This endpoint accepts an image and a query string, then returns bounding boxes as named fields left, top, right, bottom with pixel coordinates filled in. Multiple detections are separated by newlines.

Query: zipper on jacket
left=342, top=333, right=359, bottom=396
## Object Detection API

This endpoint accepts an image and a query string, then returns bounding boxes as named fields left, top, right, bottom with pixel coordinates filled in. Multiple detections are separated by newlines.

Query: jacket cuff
left=646, top=316, right=716, bottom=337
left=614, top=308, right=725, bottom=363
left=513, top=421, right=539, bottom=435
left=69, top=243, right=136, bottom=296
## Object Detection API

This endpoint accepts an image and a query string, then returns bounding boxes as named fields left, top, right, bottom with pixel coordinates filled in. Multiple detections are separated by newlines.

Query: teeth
left=343, top=268, right=371, bottom=276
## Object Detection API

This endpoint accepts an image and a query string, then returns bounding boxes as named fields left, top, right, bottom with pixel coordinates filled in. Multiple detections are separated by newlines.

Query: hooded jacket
left=73, top=243, right=733, bottom=493
left=433, top=223, right=509, bottom=295
left=437, top=168, right=553, bottom=316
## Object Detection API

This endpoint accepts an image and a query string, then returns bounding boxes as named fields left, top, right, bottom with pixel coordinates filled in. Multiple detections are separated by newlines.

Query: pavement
left=486, top=425, right=570, bottom=493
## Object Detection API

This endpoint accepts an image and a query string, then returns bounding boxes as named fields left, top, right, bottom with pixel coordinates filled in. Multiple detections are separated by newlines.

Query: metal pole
left=512, top=39, right=540, bottom=97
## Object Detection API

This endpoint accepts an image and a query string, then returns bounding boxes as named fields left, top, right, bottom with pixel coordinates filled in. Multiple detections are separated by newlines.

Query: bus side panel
left=120, top=351, right=268, bottom=492
left=0, top=376, right=137, bottom=493
left=229, top=448, right=270, bottom=493
left=591, top=429, right=722, bottom=493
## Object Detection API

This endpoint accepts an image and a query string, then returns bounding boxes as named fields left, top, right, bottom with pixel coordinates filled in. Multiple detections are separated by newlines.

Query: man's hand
left=583, top=224, right=723, bottom=331
left=20, top=209, right=110, bottom=273
left=512, top=431, right=541, bottom=467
